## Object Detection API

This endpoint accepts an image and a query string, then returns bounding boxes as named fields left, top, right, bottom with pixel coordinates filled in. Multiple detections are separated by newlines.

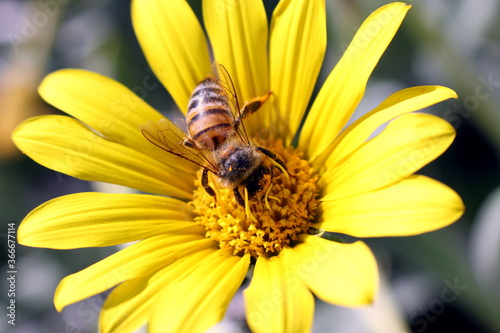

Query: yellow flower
left=12, top=1, right=464, bottom=332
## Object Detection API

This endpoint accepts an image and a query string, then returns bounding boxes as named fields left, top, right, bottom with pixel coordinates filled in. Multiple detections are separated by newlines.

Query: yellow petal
left=315, top=175, right=465, bottom=237
left=38, top=69, right=196, bottom=174
left=270, top=0, right=326, bottom=143
left=12, top=115, right=194, bottom=197
left=244, top=255, right=314, bottom=333
left=151, top=251, right=250, bottom=333
left=286, top=235, right=378, bottom=306
left=100, top=248, right=217, bottom=333
left=321, top=113, right=455, bottom=201
left=203, top=0, right=269, bottom=134
left=313, top=85, right=458, bottom=169
left=299, top=3, right=411, bottom=160
left=132, top=0, right=211, bottom=111
left=101, top=278, right=150, bottom=333
left=54, top=235, right=214, bottom=312
left=18, top=192, right=203, bottom=249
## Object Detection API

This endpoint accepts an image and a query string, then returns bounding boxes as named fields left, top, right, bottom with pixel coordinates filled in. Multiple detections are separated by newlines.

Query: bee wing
left=215, top=63, right=251, bottom=145
left=139, top=119, right=218, bottom=173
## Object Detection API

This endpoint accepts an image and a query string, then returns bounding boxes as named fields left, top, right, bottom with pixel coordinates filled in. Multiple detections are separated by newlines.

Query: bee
left=140, top=65, right=286, bottom=209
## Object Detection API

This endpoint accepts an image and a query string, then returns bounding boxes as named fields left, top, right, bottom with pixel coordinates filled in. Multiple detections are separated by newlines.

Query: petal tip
left=53, top=284, right=66, bottom=313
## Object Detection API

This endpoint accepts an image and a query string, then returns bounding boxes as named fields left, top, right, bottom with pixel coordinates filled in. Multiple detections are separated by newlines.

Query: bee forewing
left=139, top=119, right=218, bottom=173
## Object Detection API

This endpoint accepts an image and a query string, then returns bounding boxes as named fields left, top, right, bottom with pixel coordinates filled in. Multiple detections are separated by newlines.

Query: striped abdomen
left=186, top=77, right=235, bottom=151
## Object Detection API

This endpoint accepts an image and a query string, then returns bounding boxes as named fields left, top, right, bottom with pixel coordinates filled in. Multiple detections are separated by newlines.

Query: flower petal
left=150, top=251, right=250, bottom=332
left=132, top=0, right=211, bottom=111
left=12, top=115, right=194, bottom=197
left=244, top=255, right=315, bottom=333
left=313, top=85, right=458, bottom=169
left=203, top=0, right=269, bottom=134
left=18, top=192, right=203, bottom=249
left=321, top=113, right=456, bottom=201
left=101, top=278, right=149, bottom=333
left=54, top=235, right=214, bottom=312
left=100, top=248, right=217, bottom=333
left=286, top=235, right=378, bottom=306
left=299, top=3, right=411, bottom=160
left=270, top=0, right=326, bottom=143
left=315, top=175, right=465, bottom=237
left=37, top=69, right=197, bottom=174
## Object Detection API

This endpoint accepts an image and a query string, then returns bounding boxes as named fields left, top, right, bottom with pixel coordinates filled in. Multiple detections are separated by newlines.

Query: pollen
left=190, top=139, right=320, bottom=258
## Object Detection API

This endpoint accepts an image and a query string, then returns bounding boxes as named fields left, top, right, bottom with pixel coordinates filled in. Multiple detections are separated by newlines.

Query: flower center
left=190, top=139, right=320, bottom=258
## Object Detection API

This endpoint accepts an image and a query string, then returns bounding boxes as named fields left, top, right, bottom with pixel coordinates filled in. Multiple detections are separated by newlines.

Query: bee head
left=218, top=147, right=257, bottom=183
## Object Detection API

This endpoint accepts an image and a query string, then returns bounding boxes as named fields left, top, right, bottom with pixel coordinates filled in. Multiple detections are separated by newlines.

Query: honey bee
left=140, top=65, right=286, bottom=208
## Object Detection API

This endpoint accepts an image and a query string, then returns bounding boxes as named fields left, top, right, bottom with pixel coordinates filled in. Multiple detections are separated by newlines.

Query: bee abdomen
left=188, top=78, right=227, bottom=110
left=186, top=77, right=234, bottom=150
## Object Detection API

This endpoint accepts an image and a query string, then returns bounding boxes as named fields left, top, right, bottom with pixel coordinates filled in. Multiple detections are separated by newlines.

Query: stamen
left=264, top=184, right=273, bottom=211
left=190, top=139, right=320, bottom=258
left=270, top=157, right=290, bottom=183
left=244, top=188, right=257, bottom=223
left=267, top=195, right=280, bottom=204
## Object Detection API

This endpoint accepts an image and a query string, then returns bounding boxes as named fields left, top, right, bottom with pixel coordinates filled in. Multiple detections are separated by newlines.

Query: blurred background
left=1, top=0, right=499, bottom=332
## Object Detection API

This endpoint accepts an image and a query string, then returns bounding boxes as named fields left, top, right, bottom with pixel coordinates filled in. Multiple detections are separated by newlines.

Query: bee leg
left=182, top=137, right=196, bottom=149
left=241, top=91, right=272, bottom=117
left=233, top=187, right=245, bottom=207
left=202, top=168, right=216, bottom=203
left=256, top=147, right=287, bottom=172
left=258, top=146, right=290, bottom=188
left=235, top=91, right=272, bottom=131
